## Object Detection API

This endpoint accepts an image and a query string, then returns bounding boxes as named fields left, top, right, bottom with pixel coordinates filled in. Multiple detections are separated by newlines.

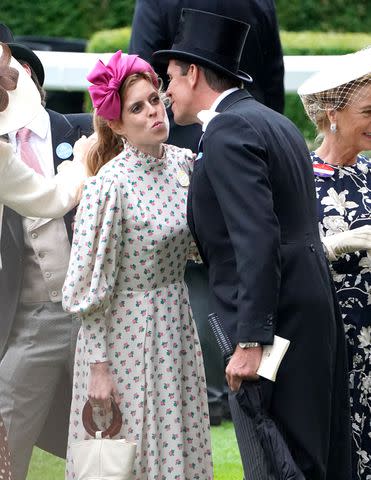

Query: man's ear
left=22, top=63, right=32, bottom=77
left=188, top=64, right=200, bottom=89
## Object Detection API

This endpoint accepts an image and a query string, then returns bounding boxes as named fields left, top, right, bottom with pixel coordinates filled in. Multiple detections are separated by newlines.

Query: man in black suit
left=153, top=9, right=351, bottom=479
left=129, top=0, right=284, bottom=425
left=0, top=24, right=92, bottom=480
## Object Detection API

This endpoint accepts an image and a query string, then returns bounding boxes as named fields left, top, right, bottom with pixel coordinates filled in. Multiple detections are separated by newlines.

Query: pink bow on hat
left=87, top=51, right=159, bottom=121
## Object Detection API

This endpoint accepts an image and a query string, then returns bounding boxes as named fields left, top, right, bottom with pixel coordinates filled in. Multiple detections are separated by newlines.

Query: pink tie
left=17, top=127, right=44, bottom=175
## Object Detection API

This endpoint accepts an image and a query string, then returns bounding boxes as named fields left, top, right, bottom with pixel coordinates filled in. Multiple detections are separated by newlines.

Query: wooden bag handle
left=82, top=399, right=122, bottom=438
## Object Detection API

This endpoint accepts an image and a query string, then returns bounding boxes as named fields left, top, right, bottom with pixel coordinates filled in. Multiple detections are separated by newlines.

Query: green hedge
left=276, top=0, right=370, bottom=33
left=87, top=28, right=132, bottom=53
left=281, top=31, right=371, bottom=55
left=0, top=0, right=134, bottom=39
left=2, top=0, right=371, bottom=39
left=87, top=28, right=371, bottom=55
left=88, top=28, right=371, bottom=57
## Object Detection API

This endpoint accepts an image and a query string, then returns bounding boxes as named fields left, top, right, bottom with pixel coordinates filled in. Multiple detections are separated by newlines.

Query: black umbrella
left=208, top=313, right=305, bottom=480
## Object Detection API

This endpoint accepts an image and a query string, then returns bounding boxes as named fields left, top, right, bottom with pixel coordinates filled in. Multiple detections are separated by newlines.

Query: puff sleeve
left=62, top=174, right=123, bottom=362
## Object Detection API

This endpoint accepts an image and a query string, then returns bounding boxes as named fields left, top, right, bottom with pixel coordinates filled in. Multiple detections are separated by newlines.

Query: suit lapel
left=4, top=207, right=23, bottom=251
left=48, top=110, right=78, bottom=173
left=187, top=138, right=208, bottom=264
left=48, top=110, right=81, bottom=241
left=188, top=89, right=252, bottom=264
left=187, top=173, right=197, bottom=241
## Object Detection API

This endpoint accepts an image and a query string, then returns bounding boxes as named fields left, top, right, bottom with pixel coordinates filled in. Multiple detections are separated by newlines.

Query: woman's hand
left=88, top=362, right=120, bottom=410
left=73, top=133, right=97, bottom=168
left=322, top=225, right=371, bottom=261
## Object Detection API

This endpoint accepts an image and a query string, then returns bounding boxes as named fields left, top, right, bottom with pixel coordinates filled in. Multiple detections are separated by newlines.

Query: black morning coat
left=0, top=111, right=92, bottom=458
left=188, top=89, right=352, bottom=479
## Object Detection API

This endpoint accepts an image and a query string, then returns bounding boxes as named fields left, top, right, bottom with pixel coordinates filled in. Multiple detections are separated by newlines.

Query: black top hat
left=0, top=23, right=45, bottom=86
left=152, top=9, right=252, bottom=84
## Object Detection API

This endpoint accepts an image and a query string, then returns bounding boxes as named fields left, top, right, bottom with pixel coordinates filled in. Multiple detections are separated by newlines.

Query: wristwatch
left=238, top=342, right=260, bottom=349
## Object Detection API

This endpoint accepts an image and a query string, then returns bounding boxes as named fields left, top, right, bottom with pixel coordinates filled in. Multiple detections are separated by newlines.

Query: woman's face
left=112, top=78, right=169, bottom=156
left=332, top=83, right=371, bottom=153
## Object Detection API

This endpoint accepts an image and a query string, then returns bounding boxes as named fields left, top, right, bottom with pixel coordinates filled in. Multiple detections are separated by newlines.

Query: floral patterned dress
left=312, top=152, right=371, bottom=480
left=0, top=414, right=12, bottom=479
left=62, top=142, right=213, bottom=480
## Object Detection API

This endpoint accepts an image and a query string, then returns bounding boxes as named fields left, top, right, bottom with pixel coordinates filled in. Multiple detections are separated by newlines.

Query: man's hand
left=88, top=361, right=120, bottom=410
left=225, top=345, right=263, bottom=392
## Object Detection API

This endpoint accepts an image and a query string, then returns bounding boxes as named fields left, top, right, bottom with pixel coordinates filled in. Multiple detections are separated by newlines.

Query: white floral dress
left=62, top=142, right=213, bottom=480
left=312, top=152, right=371, bottom=480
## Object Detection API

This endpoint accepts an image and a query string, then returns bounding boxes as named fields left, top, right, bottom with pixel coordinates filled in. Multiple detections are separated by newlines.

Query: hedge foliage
left=281, top=31, right=371, bottom=55
left=87, top=28, right=371, bottom=56
left=87, top=28, right=132, bottom=53
left=2, top=0, right=371, bottom=39
left=0, top=0, right=134, bottom=39
left=276, top=0, right=370, bottom=33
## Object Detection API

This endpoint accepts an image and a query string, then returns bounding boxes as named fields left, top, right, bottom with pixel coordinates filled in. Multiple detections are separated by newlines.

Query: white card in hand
left=257, top=335, right=290, bottom=382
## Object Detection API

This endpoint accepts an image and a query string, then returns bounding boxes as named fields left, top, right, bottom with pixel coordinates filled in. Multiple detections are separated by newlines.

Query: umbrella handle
left=82, top=398, right=122, bottom=438
left=208, top=312, right=234, bottom=360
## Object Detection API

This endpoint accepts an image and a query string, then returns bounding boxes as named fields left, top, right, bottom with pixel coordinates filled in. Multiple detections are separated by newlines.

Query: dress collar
left=311, top=151, right=366, bottom=170
left=120, top=140, right=166, bottom=169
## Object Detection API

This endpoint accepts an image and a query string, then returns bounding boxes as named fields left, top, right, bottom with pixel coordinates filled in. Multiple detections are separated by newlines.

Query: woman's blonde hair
left=86, top=71, right=164, bottom=176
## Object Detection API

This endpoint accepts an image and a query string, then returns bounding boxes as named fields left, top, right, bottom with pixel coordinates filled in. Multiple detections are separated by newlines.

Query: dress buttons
left=51, top=290, right=58, bottom=297
left=45, top=272, right=51, bottom=279
left=31, top=233, right=38, bottom=239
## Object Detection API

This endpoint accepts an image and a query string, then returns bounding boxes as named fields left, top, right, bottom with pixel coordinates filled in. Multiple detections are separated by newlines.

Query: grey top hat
left=152, top=9, right=252, bottom=84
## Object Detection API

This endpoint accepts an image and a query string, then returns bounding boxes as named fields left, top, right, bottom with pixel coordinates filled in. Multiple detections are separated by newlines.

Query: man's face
left=166, top=60, right=195, bottom=125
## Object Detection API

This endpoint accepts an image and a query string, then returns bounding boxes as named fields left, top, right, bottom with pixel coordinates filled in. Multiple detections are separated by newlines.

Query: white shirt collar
left=197, top=87, right=239, bottom=132
left=9, top=107, right=49, bottom=141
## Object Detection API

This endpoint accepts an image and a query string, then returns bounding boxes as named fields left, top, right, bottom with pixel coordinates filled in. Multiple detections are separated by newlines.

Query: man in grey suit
left=0, top=24, right=92, bottom=480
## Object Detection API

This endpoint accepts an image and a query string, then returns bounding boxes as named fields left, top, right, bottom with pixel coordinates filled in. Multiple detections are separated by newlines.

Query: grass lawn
left=26, top=420, right=243, bottom=479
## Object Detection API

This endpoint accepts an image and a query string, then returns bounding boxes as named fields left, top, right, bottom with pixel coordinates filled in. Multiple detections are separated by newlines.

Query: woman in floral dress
left=299, top=48, right=371, bottom=479
left=62, top=51, right=213, bottom=480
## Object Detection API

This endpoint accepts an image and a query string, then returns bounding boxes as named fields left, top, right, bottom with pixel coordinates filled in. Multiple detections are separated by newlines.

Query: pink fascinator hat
left=87, top=51, right=159, bottom=121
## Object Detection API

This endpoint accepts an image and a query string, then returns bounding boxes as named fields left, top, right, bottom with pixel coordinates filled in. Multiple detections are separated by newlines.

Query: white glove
left=322, top=225, right=371, bottom=261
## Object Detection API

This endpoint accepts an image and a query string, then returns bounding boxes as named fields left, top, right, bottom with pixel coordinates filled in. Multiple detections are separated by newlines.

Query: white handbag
left=71, top=399, right=137, bottom=480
